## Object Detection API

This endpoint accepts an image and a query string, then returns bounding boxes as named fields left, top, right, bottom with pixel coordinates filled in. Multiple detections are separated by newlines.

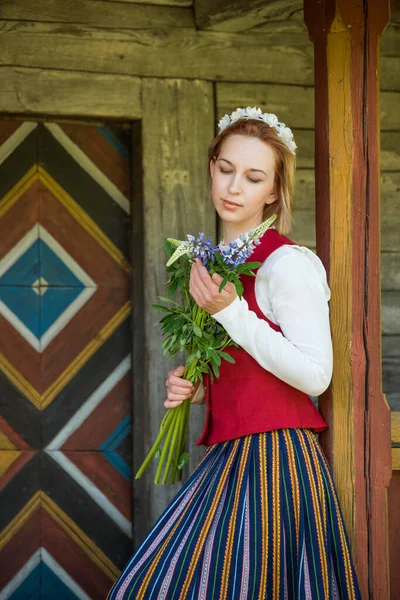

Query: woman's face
left=210, top=134, right=278, bottom=231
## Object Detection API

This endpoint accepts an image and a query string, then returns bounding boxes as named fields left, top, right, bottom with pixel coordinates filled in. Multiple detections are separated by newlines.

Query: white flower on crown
left=217, top=106, right=296, bottom=155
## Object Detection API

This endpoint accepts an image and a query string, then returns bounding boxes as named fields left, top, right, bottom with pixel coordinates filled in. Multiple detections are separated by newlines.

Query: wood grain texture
left=217, top=81, right=400, bottom=129
left=304, top=2, right=392, bottom=597
left=103, top=0, right=192, bottom=5
left=0, top=67, right=142, bottom=119
left=134, top=78, right=215, bottom=543
left=289, top=171, right=400, bottom=253
left=391, top=411, right=400, bottom=444
left=0, top=21, right=315, bottom=85
left=0, top=0, right=194, bottom=30
left=195, top=0, right=303, bottom=32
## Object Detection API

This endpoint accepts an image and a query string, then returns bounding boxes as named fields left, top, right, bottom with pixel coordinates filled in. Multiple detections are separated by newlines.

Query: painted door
left=0, top=119, right=133, bottom=599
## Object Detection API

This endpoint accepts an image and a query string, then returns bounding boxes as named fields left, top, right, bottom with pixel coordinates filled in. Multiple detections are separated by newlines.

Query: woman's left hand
left=189, top=259, right=237, bottom=315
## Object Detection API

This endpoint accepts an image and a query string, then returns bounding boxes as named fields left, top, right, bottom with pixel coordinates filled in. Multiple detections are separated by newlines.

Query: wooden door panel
left=0, top=119, right=133, bottom=598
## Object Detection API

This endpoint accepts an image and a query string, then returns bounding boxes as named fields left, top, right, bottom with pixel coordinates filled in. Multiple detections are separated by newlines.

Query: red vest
left=196, top=228, right=328, bottom=446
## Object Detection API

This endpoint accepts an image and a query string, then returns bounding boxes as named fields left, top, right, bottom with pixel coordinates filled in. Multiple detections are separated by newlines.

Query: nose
left=228, top=174, right=241, bottom=195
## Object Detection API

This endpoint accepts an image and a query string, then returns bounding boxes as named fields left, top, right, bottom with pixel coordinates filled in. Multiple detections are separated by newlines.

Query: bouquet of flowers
left=135, top=214, right=277, bottom=485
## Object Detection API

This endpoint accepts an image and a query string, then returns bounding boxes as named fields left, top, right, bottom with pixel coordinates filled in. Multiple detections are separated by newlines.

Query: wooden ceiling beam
left=194, top=0, right=302, bottom=32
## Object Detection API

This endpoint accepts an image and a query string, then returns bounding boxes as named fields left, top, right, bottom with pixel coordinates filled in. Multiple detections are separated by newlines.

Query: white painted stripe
left=0, top=299, right=40, bottom=351
left=46, top=355, right=131, bottom=450
left=42, top=548, right=93, bottom=600
left=40, top=286, right=96, bottom=351
left=39, top=227, right=96, bottom=288
left=0, top=549, right=41, bottom=600
left=45, top=123, right=130, bottom=215
left=0, top=122, right=37, bottom=167
left=48, top=451, right=132, bottom=538
left=0, top=225, right=38, bottom=278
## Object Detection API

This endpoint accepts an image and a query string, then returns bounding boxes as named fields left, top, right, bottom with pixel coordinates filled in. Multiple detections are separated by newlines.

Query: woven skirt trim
left=108, top=429, right=361, bottom=600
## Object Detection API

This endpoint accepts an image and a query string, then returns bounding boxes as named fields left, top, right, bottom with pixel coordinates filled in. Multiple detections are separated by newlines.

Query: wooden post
left=304, top=1, right=392, bottom=598
left=132, top=79, right=215, bottom=545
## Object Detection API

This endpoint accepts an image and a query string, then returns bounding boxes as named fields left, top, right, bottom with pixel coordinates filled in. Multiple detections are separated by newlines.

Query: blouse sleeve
left=212, top=246, right=333, bottom=397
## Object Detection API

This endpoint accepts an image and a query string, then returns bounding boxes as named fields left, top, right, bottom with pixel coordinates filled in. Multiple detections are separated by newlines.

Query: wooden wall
left=0, top=0, right=398, bottom=546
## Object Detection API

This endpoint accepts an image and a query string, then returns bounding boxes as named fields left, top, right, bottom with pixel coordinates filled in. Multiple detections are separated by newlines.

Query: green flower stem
left=162, top=411, right=181, bottom=485
left=135, top=408, right=174, bottom=479
left=154, top=410, right=176, bottom=484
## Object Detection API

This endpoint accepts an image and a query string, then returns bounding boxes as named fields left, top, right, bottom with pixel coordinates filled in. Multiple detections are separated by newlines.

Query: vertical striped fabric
left=108, top=429, right=361, bottom=599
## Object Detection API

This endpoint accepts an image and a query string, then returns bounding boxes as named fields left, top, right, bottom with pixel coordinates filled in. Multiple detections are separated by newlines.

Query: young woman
left=108, top=108, right=362, bottom=599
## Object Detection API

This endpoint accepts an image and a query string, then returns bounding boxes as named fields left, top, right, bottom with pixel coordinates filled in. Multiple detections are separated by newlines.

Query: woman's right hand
left=164, top=365, right=195, bottom=408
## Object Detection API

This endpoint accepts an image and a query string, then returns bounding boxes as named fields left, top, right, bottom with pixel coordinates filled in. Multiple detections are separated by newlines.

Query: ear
left=265, top=189, right=279, bottom=205
left=209, top=157, right=216, bottom=179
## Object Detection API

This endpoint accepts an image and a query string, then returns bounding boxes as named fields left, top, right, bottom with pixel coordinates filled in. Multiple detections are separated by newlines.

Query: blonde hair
left=208, top=119, right=296, bottom=234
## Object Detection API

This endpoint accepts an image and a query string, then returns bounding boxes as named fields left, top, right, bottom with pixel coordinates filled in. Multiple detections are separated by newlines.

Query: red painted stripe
left=0, top=452, right=36, bottom=492
left=0, top=120, right=25, bottom=148
left=0, top=507, right=41, bottom=588
left=60, top=124, right=130, bottom=199
left=39, top=181, right=129, bottom=288
left=41, top=508, right=115, bottom=598
left=0, top=178, right=39, bottom=260
left=64, top=451, right=132, bottom=520
left=62, top=373, right=131, bottom=450
left=0, top=417, right=32, bottom=450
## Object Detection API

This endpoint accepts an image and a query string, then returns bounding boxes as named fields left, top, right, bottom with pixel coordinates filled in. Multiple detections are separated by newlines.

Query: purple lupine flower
left=219, top=232, right=259, bottom=269
left=187, top=233, right=216, bottom=266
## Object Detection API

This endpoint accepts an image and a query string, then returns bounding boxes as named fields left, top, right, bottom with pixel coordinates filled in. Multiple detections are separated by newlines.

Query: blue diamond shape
left=0, top=240, right=40, bottom=286
left=9, top=562, right=41, bottom=600
left=99, top=416, right=132, bottom=480
left=39, top=241, right=84, bottom=287
left=0, top=286, right=40, bottom=338
left=0, top=235, right=90, bottom=343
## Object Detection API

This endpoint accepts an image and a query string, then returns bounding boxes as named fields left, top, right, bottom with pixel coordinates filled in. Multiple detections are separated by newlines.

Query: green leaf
left=177, top=452, right=191, bottom=470
left=157, top=296, right=181, bottom=307
left=193, top=324, right=202, bottom=337
left=218, top=277, right=229, bottom=293
left=219, top=351, right=235, bottom=363
left=152, top=304, right=172, bottom=312
left=155, top=447, right=162, bottom=460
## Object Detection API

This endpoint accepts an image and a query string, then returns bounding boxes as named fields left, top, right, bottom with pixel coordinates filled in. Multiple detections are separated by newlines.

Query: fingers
left=165, top=365, right=194, bottom=409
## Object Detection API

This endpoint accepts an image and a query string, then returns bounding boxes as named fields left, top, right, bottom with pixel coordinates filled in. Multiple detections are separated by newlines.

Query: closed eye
left=219, top=168, right=261, bottom=184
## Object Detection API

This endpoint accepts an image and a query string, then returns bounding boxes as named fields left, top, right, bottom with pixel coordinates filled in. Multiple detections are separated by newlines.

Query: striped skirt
left=108, top=429, right=362, bottom=600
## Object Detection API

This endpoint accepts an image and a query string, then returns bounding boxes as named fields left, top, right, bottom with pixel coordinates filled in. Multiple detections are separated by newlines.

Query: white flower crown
left=218, top=106, right=297, bottom=155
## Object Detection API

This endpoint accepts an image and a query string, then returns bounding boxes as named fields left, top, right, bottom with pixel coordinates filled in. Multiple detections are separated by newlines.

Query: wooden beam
left=195, top=0, right=302, bottom=32
left=0, top=0, right=194, bottom=30
left=304, top=1, right=391, bottom=598
left=0, top=67, right=142, bottom=119
left=134, top=78, right=215, bottom=540
left=217, top=82, right=400, bottom=129
left=0, top=21, right=314, bottom=85
left=105, top=0, right=192, bottom=5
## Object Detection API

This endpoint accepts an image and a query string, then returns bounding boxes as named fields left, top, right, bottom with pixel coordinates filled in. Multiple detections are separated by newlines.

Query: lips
left=222, top=198, right=241, bottom=208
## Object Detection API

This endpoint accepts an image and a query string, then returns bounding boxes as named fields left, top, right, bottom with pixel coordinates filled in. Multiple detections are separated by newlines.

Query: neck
left=222, top=218, right=262, bottom=244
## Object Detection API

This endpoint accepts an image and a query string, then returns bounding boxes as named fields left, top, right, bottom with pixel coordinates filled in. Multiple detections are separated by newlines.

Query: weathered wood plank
left=104, top=0, right=192, bottom=5
left=217, top=82, right=315, bottom=128
left=135, top=78, right=215, bottom=540
left=217, top=82, right=400, bottom=130
left=392, top=448, right=400, bottom=469
left=0, top=67, right=142, bottom=118
left=290, top=171, right=400, bottom=252
left=382, top=337, right=400, bottom=409
left=382, top=253, right=400, bottom=290
left=382, top=293, right=400, bottom=335
left=0, top=21, right=315, bottom=85
left=0, top=0, right=194, bottom=30
left=195, top=0, right=303, bottom=33
left=391, top=412, right=400, bottom=444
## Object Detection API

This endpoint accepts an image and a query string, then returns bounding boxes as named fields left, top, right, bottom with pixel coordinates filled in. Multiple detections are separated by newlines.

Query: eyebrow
left=217, top=157, right=267, bottom=176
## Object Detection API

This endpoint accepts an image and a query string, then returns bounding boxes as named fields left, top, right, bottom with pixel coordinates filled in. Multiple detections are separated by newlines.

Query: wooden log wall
left=0, top=0, right=398, bottom=541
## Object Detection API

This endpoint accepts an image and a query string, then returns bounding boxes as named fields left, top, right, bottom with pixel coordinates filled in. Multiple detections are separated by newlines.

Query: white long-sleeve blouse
left=212, top=243, right=333, bottom=398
